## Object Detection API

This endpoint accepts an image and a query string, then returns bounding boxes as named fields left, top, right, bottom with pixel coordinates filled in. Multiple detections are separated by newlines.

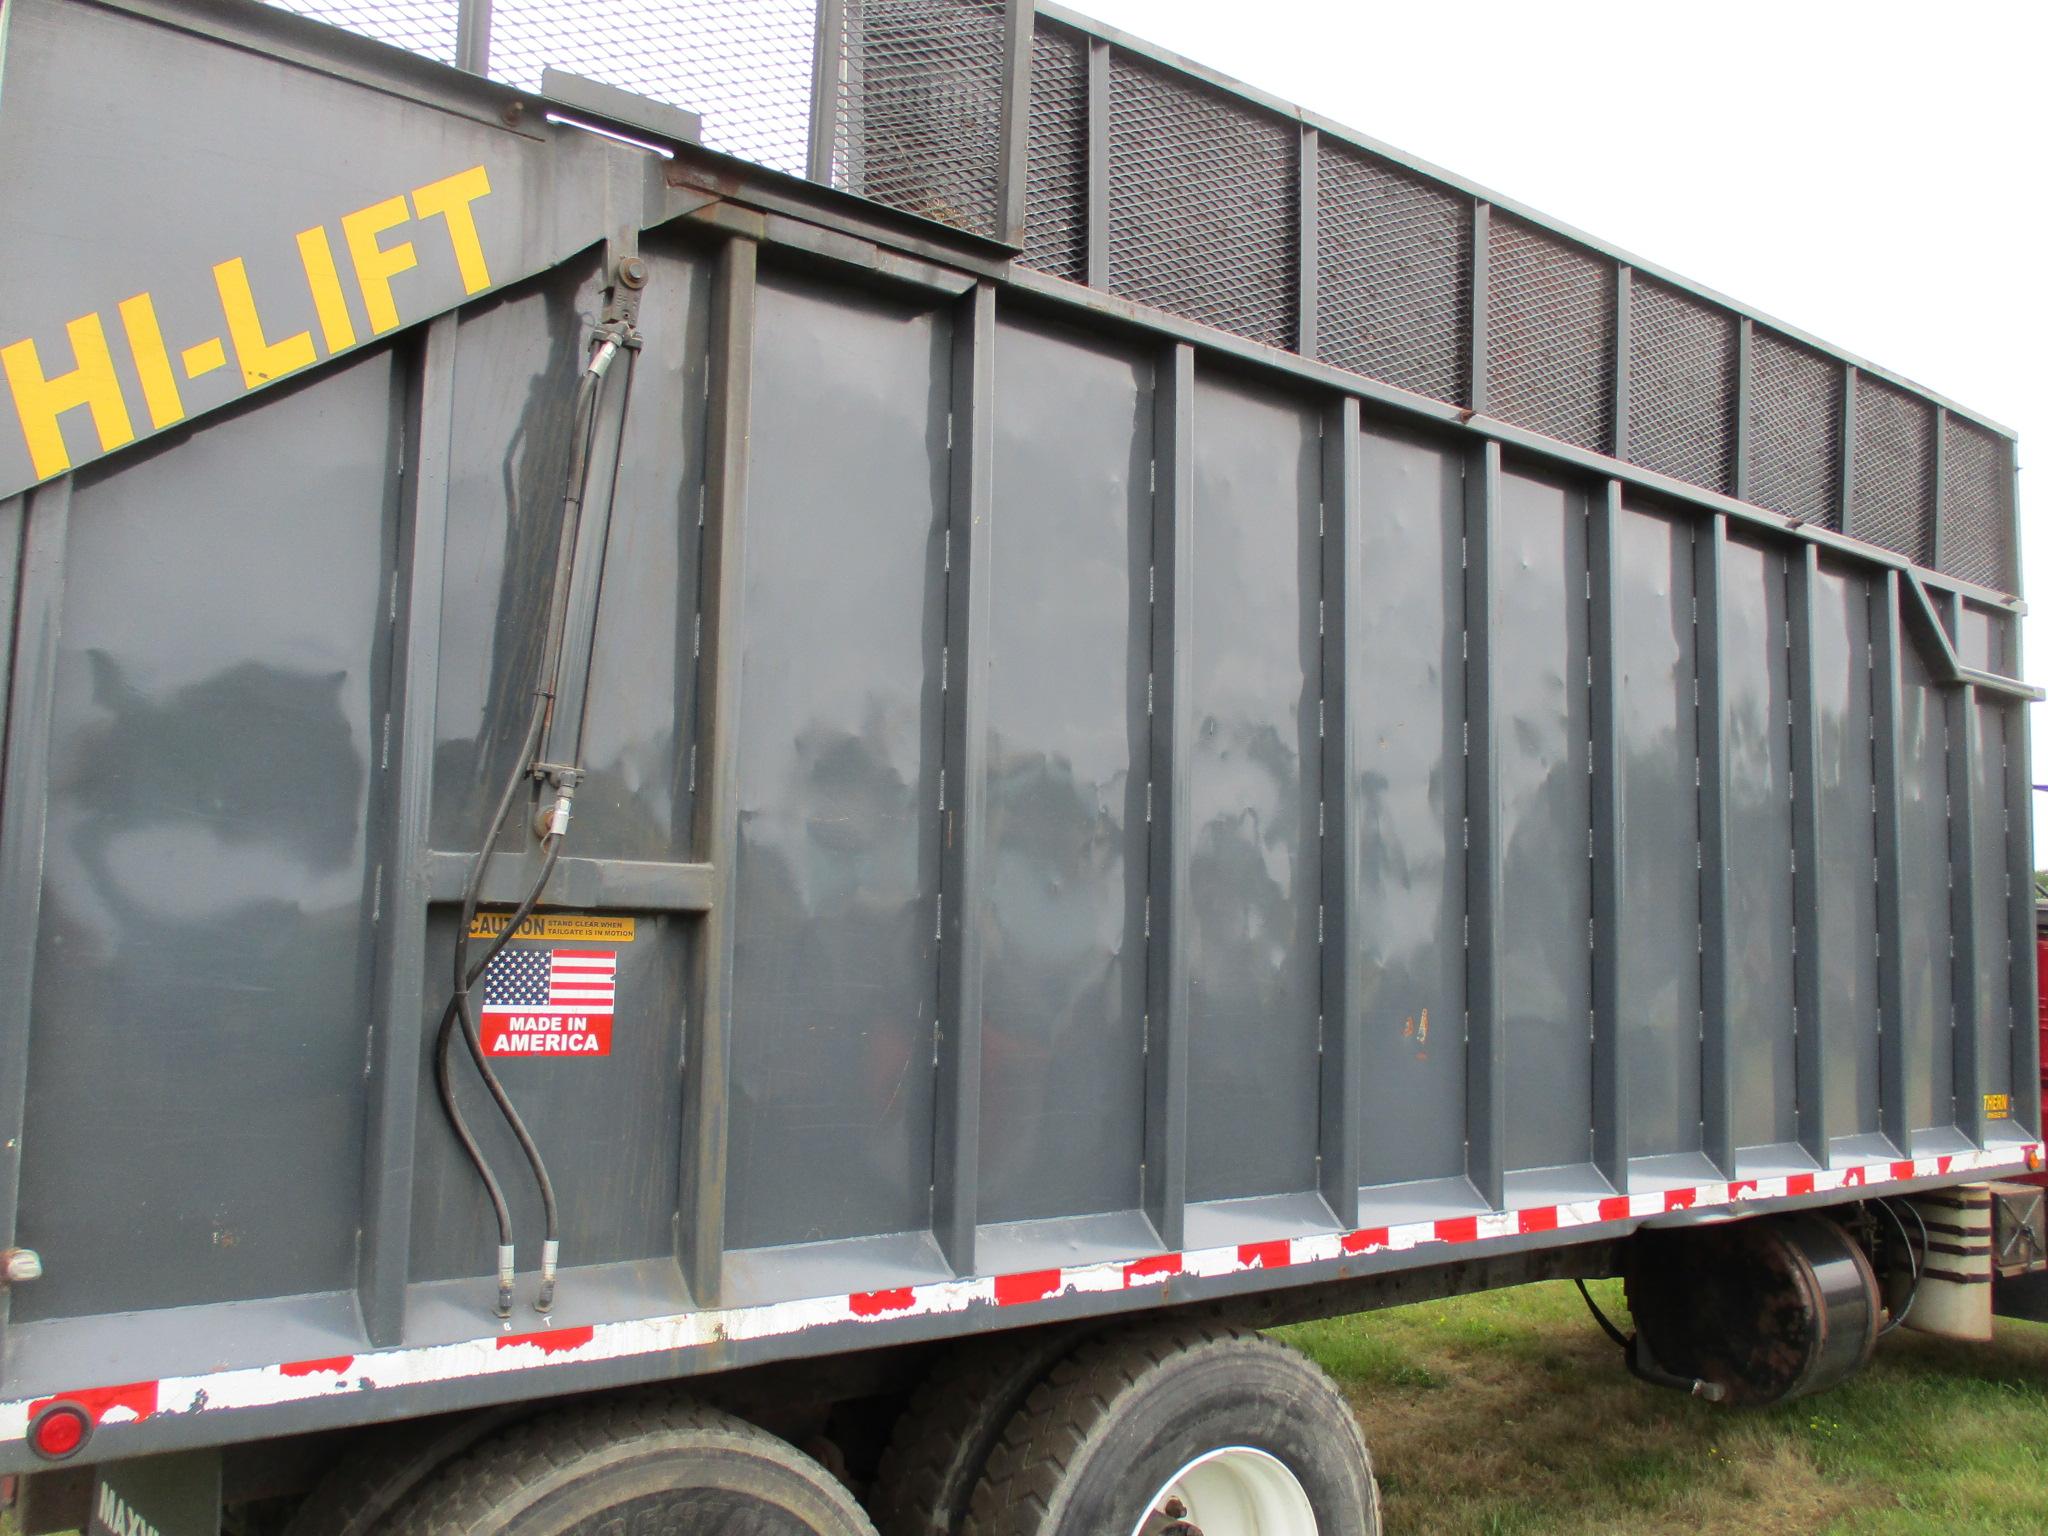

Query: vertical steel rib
left=1839, top=366, right=1860, bottom=540
left=0, top=476, right=70, bottom=1350
left=683, top=236, right=758, bottom=1307
left=1788, top=544, right=1827, bottom=1162
left=1611, top=269, right=1632, bottom=462
left=1929, top=406, right=1950, bottom=578
left=2003, top=611, right=2039, bottom=1137
left=455, top=0, right=492, bottom=76
left=1468, top=204, right=1491, bottom=414
left=1870, top=572, right=1910, bottom=1153
left=1143, top=341, right=1194, bottom=1250
left=933, top=283, right=997, bottom=1273
left=1589, top=479, right=1627, bottom=1188
left=1318, top=396, right=1363, bottom=1225
left=1464, top=440, right=1505, bottom=1210
left=1942, top=587, right=1985, bottom=1148
left=1733, top=321, right=1755, bottom=504
left=1697, top=514, right=1736, bottom=1176
left=995, top=0, right=1034, bottom=245
left=807, top=0, right=848, bottom=186
left=357, top=319, right=457, bottom=1345
left=1084, top=40, right=1112, bottom=292
left=1297, top=126, right=1320, bottom=362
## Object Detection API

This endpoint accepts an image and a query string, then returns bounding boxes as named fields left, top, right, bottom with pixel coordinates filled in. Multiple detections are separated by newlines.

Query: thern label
left=1986, top=1093, right=2012, bottom=1121
left=469, top=911, right=636, bottom=943
left=480, top=947, right=616, bottom=1058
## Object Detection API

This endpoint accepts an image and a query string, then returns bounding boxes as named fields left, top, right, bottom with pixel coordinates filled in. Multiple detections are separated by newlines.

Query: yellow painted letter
left=411, top=165, right=494, bottom=296
left=117, top=292, right=186, bottom=430
left=342, top=195, right=418, bottom=334
left=296, top=226, right=359, bottom=354
left=214, top=258, right=317, bottom=388
left=1, top=314, right=135, bottom=480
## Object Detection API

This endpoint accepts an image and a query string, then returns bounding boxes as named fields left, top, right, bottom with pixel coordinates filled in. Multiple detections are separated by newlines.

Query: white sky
left=1071, top=0, right=2048, bottom=855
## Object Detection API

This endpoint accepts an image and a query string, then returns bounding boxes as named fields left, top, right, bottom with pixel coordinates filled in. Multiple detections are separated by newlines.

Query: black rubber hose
left=435, top=344, right=611, bottom=1313
left=436, top=700, right=545, bottom=1316
left=450, top=840, right=564, bottom=1239
left=429, top=829, right=562, bottom=1258
left=1576, top=1277, right=1633, bottom=1353
left=1875, top=1197, right=1924, bottom=1338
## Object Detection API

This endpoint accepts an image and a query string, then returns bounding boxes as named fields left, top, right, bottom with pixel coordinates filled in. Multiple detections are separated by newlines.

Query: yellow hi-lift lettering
left=1, top=164, right=495, bottom=484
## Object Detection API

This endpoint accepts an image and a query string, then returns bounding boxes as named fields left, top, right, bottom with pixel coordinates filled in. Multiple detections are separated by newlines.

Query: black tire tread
left=379, top=1393, right=876, bottom=1536
left=280, top=1411, right=521, bottom=1536
left=871, top=1328, right=1083, bottom=1536
left=963, top=1319, right=1373, bottom=1536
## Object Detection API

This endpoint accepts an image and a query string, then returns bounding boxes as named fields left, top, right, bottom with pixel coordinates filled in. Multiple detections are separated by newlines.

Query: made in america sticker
left=480, top=947, right=616, bottom=1058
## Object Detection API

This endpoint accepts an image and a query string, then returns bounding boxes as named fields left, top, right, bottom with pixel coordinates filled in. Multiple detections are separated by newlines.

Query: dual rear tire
left=345, top=1319, right=1375, bottom=1536
left=375, top=1395, right=879, bottom=1536
left=956, top=1321, right=1377, bottom=1536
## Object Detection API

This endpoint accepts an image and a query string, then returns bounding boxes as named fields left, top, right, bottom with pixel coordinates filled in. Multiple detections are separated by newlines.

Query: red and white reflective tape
left=7, top=1145, right=2034, bottom=1446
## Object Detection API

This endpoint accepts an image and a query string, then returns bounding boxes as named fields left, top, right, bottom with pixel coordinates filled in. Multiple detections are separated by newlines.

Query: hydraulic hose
left=435, top=324, right=628, bottom=1317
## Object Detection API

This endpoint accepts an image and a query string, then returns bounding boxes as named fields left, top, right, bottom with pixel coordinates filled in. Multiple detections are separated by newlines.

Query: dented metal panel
left=1183, top=373, right=1322, bottom=1206
left=1494, top=467, right=1595, bottom=1177
left=723, top=273, right=950, bottom=1254
left=1352, top=421, right=1469, bottom=1192
left=1613, top=501, right=1703, bottom=1163
left=978, top=314, right=1151, bottom=1227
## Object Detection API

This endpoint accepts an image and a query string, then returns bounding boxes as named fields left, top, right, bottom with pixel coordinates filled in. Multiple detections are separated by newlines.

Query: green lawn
left=1279, top=1281, right=2048, bottom=1536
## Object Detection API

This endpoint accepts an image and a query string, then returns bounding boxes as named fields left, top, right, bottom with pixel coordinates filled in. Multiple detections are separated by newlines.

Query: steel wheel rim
left=1130, top=1445, right=1319, bottom=1536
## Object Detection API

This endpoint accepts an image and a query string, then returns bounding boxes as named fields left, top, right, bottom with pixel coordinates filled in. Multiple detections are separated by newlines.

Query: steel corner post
left=807, top=0, right=847, bottom=186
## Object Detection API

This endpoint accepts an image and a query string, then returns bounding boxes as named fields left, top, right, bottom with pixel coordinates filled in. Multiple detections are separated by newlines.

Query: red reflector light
left=28, top=1404, right=89, bottom=1461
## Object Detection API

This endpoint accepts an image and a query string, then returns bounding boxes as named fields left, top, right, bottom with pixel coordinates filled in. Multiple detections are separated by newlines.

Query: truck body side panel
left=0, top=0, right=2035, bottom=1472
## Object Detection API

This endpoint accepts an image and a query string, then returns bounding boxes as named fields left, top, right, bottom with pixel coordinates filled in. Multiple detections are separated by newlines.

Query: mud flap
left=89, top=1450, right=219, bottom=1536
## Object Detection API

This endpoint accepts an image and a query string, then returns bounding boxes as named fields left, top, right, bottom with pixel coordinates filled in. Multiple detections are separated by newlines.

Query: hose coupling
left=536, top=1239, right=560, bottom=1313
left=539, top=792, right=574, bottom=839
left=532, top=763, right=583, bottom=839
left=496, top=1244, right=517, bottom=1319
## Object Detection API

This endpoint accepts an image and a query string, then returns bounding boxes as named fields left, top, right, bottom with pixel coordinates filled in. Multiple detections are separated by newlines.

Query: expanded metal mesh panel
left=830, top=0, right=1009, bottom=238
left=259, top=0, right=457, bottom=63
left=1316, top=142, right=1471, bottom=406
left=1627, top=277, right=1735, bottom=494
left=1106, top=57, right=1296, bottom=349
left=1486, top=217, right=1614, bottom=452
left=1941, top=418, right=2016, bottom=591
left=264, top=1, right=819, bottom=174
left=1850, top=374, right=1934, bottom=564
left=1020, top=23, right=1087, bottom=281
left=1750, top=331, right=1843, bottom=529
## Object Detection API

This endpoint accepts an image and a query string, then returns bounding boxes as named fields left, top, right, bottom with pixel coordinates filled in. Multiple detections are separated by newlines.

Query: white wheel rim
left=1129, top=1445, right=1319, bottom=1536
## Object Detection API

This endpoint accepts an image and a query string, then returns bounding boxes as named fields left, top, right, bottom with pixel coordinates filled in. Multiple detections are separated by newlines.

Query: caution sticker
left=1986, top=1093, right=2012, bottom=1121
left=469, top=911, right=635, bottom=943
left=479, top=947, right=616, bottom=1058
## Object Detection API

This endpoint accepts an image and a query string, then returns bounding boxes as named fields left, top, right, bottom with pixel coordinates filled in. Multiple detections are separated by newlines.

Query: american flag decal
left=479, top=948, right=616, bottom=1058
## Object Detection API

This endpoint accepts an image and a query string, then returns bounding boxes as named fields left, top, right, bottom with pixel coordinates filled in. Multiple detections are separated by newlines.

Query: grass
left=1278, top=1280, right=2048, bottom=1536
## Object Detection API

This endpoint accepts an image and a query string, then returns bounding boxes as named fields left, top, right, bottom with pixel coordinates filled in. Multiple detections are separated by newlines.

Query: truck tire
left=871, top=1326, right=1087, bottom=1536
left=378, top=1393, right=878, bottom=1536
left=280, top=1409, right=524, bottom=1536
left=962, top=1320, right=1378, bottom=1536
